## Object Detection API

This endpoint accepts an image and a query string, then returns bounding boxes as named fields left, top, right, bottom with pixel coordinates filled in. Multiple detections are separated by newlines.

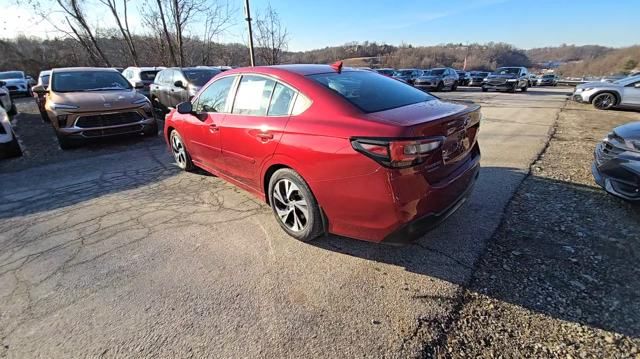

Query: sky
left=1, top=0, right=638, bottom=51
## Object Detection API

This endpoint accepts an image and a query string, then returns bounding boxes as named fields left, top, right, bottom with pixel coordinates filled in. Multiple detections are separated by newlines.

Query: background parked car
left=456, top=70, right=470, bottom=86
left=33, top=67, right=157, bottom=149
left=150, top=67, right=221, bottom=117
left=413, top=67, right=459, bottom=91
left=374, top=68, right=395, bottom=77
left=0, top=82, right=17, bottom=116
left=468, top=71, right=490, bottom=87
left=572, top=75, right=640, bottom=110
left=33, top=70, right=51, bottom=121
left=0, top=106, right=22, bottom=158
left=0, top=71, right=32, bottom=96
left=122, top=66, right=165, bottom=99
left=392, top=69, right=424, bottom=85
left=164, top=64, right=481, bottom=243
left=537, top=73, right=559, bottom=86
left=528, top=73, right=538, bottom=86
left=601, top=74, right=628, bottom=83
left=592, top=121, right=640, bottom=202
left=482, top=66, right=530, bottom=93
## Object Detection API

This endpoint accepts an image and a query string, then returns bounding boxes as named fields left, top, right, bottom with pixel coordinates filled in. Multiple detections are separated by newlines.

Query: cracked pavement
left=0, top=88, right=569, bottom=358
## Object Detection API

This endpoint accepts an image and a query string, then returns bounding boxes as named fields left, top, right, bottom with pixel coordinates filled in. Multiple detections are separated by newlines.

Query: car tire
left=57, top=135, right=78, bottom=150
left=143, top=120, right=158, bottom=137
left=3, top=132, right=22, bottom=158
left=169, top=130, right=195, bottom=171
left=7, top=101, right=17, bottom=116
left=521, top=84, right=528, bottom=92
left=436, top=82, right=444, bottom=91
left=592, top=92, right=617, bottom=110
left=482, top=87, right=488, bottom=92
left=451, top=81, right=458, bottom=91
left=268, top=168, right=324, bottom=242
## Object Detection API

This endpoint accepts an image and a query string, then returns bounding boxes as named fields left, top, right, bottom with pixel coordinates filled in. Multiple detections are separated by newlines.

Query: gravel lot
left=1, top=88, right=636, bottom=358
left=437, top=101, right=640, bottom=358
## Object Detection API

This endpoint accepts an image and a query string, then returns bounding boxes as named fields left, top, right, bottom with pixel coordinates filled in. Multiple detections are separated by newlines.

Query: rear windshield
left=393, top=70, right=414, bottom=76
left=51, top=71, right=132, bottom=92
left=40, top=75, right=50, bottom=86
left=308, top=71, right=436, bottom=113
left=140, top=71, right=159, bottom=81
left=428, top=69, right=446, bottom=75
left=183, top=69, right=220, bottom=86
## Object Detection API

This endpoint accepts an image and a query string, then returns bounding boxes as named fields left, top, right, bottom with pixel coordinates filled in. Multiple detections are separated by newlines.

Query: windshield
left=183, top=69, right=220, bottom=86
left=495, top=68, right=521, bottom=75
left=309, top=71, right=437, bottom=113
left=51, top=71, right=132, bottom=92
left=393, top=70, right=414, bottom=76
left=40, top=75, right=50, bottom=86
left=428, top=69, right=446, bottom=76
left=543, top=74, right=554, bottom=78
left=140, top=71, right=160, bottom=81
left=614, top=75, right=640, bottom=85
left=477, top=72, right=489, bottom=77
left=0, top=71, right=24, bottom=80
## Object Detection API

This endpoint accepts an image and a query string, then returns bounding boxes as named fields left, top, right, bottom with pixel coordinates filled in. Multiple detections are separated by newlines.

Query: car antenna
left=330, top=60, right=343, bottom=74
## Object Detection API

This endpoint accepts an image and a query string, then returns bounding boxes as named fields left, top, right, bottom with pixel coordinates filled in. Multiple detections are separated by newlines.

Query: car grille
left=487, top=79, right=507, bottom=85
left=75, top=112, right=142, bottom=128
left=595, top=139, right=626, bottom=165
left=7, top=86, right=18, bottom=91
left=81, top=124, right=144, bottom=137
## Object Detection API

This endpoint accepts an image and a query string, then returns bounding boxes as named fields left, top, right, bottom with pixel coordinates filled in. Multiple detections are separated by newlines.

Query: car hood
left=613, top=121, right=640, bottom=140
left=2, top=78, right=27, bottom=86
left=577, top=81, right=620, bottom=89
left=417, top=75, right=441, bottom=80
left=366, top=99, right=469, bottom=126
left=486, top=74, right=517, bottom=79
left=51, top=90, right=147, bottom=111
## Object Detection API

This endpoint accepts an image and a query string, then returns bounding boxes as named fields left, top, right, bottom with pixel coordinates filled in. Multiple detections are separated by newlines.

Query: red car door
left=184, top=75, right=237, bottom=170
left=220, top=75, right=297, bottom=189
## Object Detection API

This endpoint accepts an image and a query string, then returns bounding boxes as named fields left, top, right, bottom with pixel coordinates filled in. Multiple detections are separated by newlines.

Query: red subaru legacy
left=164, top=64, right=481, bottom=244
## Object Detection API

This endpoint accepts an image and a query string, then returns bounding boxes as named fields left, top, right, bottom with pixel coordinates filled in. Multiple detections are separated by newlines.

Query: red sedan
left=164, top=64, right=481, bottom=244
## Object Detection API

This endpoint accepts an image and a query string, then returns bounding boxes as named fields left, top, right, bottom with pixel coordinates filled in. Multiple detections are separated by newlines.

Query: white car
left=0, top=106, right=22, bottom=158
left=0, top=82, right=17, bottom=116
left=121, top=67, right=165, bottom=98
left=572, top=75, right=640, bottom=110
left=0, top=71, right=32, bottom=97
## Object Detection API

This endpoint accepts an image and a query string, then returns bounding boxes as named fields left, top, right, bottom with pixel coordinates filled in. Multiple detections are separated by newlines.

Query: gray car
left=572, top=75, right=640, bottom=110
left=537, top=74, right=559, bottom=86
left=413, top=67, right=459, bottom=91
left=482, top=67, right=530, bottom=93
left=392, top=69, right=423, bottom=85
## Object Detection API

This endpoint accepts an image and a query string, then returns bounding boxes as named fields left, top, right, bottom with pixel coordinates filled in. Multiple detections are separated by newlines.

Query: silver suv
left=572, top=75, right=640, bottom=110
left=413, top=67, right=460, bottom=91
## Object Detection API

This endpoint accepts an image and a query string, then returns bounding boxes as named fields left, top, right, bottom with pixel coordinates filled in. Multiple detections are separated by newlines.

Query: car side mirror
left=174, top=80, right=185, bottom=89
left=134, top=81, right=145, bottom=89
left=176, top=101, right=193, bottom=114
left=32, top=85, right=47, bottom=94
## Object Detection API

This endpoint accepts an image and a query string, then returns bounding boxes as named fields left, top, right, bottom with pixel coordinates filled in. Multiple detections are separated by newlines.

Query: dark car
left=165, top=64, right=481, bottom=244
left=413, top=67, right=459, bottom=92
left=536, top=73, right=559, bottom=86
left=456, top=71, right=471, bottom=86
left=150, top=67, right=221, bottom=118
left=482, top=67, right=530, bottom=93
left=468, top=71, right=490, bottom=87
left=374, top=68, right=395, bottom=77
left=392, top=69, right=423, bottom=85
left=592, top=122, right=640, bottom=202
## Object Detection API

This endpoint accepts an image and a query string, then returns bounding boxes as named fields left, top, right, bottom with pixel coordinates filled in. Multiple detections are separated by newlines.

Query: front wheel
left=481, top=87, right=488, bottom=92
left=268, top=168, right=324, bottom=242
left=451, top=81, right=458, bottom=91
left=592, top=92, right=617, bottom=110
left=169, top=130, right=195, bottom=171
left=521, top=84, right=528, bottom=92
left=436, top=82, right=444, bottom=91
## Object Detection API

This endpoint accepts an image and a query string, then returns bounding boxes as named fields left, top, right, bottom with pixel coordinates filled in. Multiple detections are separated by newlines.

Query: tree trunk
left=156, top=0, right=178, bottom=66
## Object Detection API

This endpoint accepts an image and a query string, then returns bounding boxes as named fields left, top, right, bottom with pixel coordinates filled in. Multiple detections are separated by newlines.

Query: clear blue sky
left=245, top=0, right=638, bottom=51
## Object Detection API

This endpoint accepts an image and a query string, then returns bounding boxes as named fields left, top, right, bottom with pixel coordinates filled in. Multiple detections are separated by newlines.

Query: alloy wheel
left=594, top=93, right=615, bottom=109
left=171, top=133, right=187, bottom=168
left=272, top=179, right=308, bottom=232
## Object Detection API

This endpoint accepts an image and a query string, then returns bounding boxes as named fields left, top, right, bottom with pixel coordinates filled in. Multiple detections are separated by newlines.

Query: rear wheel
left=7, top=101, right=17, bottom=116
left=592, top=92, right=617, bottom=110
left=268, top=168, right=324, bottom=242
left=436, top=82, right=444, bottom=91
left=3, top=133, right=22, bottom=158
left=451, top=81, right=458, bottom=91
left=481, top=86, right=488, bottom=92
left=169, top=130, right=195, bottom=171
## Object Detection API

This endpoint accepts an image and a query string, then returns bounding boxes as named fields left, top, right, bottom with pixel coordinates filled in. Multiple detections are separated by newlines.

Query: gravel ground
left=434, top=101, right=640, bottom=358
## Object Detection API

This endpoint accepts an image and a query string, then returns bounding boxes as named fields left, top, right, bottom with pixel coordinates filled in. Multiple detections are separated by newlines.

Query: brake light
left=351, top=137, right=444, bottom=168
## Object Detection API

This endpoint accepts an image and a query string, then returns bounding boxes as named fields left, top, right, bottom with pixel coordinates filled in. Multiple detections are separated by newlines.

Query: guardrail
left=557, top=79, right=587, bottom=87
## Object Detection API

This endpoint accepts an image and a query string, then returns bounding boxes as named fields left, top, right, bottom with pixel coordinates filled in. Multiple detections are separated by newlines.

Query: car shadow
left=311, top=166, right=640, bottom=338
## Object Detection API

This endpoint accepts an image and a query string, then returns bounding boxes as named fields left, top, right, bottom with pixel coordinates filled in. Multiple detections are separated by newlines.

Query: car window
left=51, top=71, right=132, bottom=92
left=195, top=76, right=235, bottom=113
left=182, top=69, right=220, bottom=86
left=140, top=71, right=159, bottom=81
left=173, top=71, right=185, bottom=85
left=268, top=83, right=296, bottom=116
left=232, top=75, right=276, bottom=116
left=309, top=71, right=437, bottom=113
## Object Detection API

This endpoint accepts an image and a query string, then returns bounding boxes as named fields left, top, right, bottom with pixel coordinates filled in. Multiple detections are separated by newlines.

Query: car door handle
left=257, top=133, right=274, bottom=141
left=209, top=124, right=219, bottom=133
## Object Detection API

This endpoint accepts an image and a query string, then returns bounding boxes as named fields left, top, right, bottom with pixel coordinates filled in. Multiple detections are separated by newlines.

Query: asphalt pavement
left=0, top=87, right=570, bottom=358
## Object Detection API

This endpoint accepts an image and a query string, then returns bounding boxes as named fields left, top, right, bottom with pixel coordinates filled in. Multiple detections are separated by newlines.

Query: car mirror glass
left=176, top=101, right=193, bottom=114
left=174, top=80, right=185, bottom=89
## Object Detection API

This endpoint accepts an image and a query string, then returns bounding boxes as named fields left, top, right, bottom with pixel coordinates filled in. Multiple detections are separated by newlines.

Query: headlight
left=582, top=88, right=593, bottom=92
left=506, top=79, right=518, bottom=82
left=132, top=97, right=150, bottom=105
left=50, top=103, right=79, bottom=110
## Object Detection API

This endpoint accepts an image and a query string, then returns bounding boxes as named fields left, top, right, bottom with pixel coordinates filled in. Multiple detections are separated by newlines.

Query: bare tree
left=254, top=3, right=288, bottom=65
left=55, top=0, right=112, bottom=66
left=201, top=1, right=235, bottom=64
left=98, top=0, right=139, bottom=66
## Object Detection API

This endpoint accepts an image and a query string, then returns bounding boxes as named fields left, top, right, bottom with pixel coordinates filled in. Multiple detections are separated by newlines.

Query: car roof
left=51, top=67, right=119, bottom=73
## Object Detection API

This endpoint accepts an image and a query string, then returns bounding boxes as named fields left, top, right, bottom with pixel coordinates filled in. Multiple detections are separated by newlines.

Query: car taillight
left=351, top=137, right=444, bottom=168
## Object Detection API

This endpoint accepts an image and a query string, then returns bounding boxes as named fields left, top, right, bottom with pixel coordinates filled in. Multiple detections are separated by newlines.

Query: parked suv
left=150, top=67, right=221, bottom=117
left=0, top=71, right=32, bottom=96
left=413, top=67, right=459, bottom=91
left=468, top=71, right=489, bottom=87
left=482, top=67, right=529, bottom=93
left=392, top=69, right=423, bottom=85
left=164, top=64, right=481, bottom=244
left=122, top=66, right=165, bottom=98
left=572, top=75, right=640, bottom=110
left=536, top=73, right=559, bottom=86
left=456, top=71, right=471, bottom=86
left=32, top=67, right=157, bottom=149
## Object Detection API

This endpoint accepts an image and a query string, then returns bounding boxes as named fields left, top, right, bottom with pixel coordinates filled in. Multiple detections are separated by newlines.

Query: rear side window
left=268, top=83, right=296, bottom=116
left=195, top=76, right=235, bottom=113
left=309, top=71, right=436, bottom=113
left=232, top=75, right=276, bottom=116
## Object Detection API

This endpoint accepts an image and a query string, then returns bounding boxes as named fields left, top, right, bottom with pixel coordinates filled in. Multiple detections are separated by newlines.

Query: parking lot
left=1, top=87, right=638, bottom=357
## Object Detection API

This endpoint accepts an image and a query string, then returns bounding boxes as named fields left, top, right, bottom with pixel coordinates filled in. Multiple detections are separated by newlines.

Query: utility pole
left=244, top=0, right=256, bottom=67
